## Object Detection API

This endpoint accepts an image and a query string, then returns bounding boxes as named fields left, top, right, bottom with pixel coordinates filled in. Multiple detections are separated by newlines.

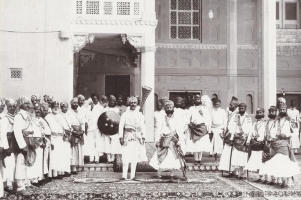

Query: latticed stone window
left=117, top=2, right=130, bottom=15
left=104, top=2, right=113, bottom=15
left=10, top=68, right=22, bottom=80
left=86, top=1, right=100, bottom=15
left=170, top=0, right=200, bottom=39
left=76, top=1, right=83, bottom=14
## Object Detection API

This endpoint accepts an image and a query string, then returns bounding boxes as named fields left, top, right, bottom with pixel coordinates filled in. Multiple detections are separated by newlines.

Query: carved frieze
left=156, top=43, right=227, bottom=49
left=277, top=44, right=301, bottom=56
left=71, top=19, right=158, bottom=26
left=73, top=34, right=95, bottom=53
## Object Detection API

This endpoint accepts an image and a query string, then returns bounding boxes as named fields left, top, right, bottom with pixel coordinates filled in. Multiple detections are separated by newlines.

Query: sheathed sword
left=172, top=140, right=187, bottom=179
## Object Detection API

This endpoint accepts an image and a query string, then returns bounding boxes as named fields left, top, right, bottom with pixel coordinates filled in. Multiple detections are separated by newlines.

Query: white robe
left=118, top=110, right=147, bottom=163
left=185, top=106, right=211, bottom=153
left=210, top=107, right=227, bottom=155
left=45, top=114, right=65, bottom=172
left=287, top=107, right=300, bottom=148
left=150, top=114, right=185, bottom=170
left=245, top=119, right=266, bottom=171
left=0, top=114, right=16, bottom=185
left=228, top=112, right=252, bottom=167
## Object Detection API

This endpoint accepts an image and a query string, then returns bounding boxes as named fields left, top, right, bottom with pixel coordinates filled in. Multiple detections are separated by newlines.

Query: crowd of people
left=151, top=94, right=300, bottom=189
left=0, top=93, right=143, bottom=196
left=0, top=91, right=300, bottom=196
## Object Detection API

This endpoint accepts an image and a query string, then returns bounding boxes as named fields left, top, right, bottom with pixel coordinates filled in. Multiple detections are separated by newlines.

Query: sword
left=229, top=142, right=234, bottom=175
left=173, top=144, right=187, bottom=179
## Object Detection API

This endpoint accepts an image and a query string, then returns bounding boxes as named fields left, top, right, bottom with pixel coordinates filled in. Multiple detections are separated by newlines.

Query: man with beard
left=68, top=98, right=85, bottom=173
left=210, top=99, right=227, bottom=161
left=259, top=106, right=278, bottom=185
left=261, top=104, right=300, bottom=188
left=100, top=95, right=121, bottom=163
left=287, top=100, right=300, bottom=153
left=219, top=97, right=239, bottom=176
left=58, top=102, right=72, bottom=176
left=40, top=103, right=53, bottom=183
left=228, top=103, right=252, bottom=180
left=118, top=97, right=147, bottom=180
left=116, top=95, right=127, bottom=116
left=245, top=108, right=266, bottom=182
left=14, top=96, right=35, bottom=193
left=44, top=101, right=65, bottom=178
left=100, top=95, right=108, bottom=108
left=150, top=100, right=186, bottom=179
left=1, top=99, right=17, bottom=193
left=186, top=94, right=211, bottom=164
left=86, top=93, right=103, bottom=164
left=174, top=97, right=189, bottom=139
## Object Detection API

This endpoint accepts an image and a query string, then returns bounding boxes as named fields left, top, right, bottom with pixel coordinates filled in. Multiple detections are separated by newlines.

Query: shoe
left=224, top=173, right=236, bottom=178
left=281, top=183, right=289, bottom=188
left=119, top=177, right=126, bottom=181
left=268, top=182, right=276, bottom=186
left=262, top=180, right=269, bottom=184
left=64, top=173, right=71, bottom=177
left=194, top=161, right=199, bottom=165
left=254, top=179, right=262, bottom=183
left=95, top=161, right=99, bottom=164
left=31, top=182, right=41, bottom=187
left=130, top=177, right=138, bottom=181
left=71, top=171, right=78, bottom=175
left=16, top=189, right=27, bottom=194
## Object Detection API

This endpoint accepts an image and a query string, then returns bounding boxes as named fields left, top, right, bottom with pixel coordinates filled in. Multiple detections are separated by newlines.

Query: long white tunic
left=69, top=109, right=85, bottom=166
left=150, top=114, right=185, bottom=170
left=245, top=119, right=266, bottom=171
left=228, top=112, right=252, bottom=167
left=118, top=110, right=147, bottom=163
left=45, top=114, right=65, bottom=172
left=210, top=107, right=227, bottom=154
left=287, top=107, right=300, bottom=148
left=0, top=114, right=15, bottom=184
left=185, top=106, right=211, bottom=153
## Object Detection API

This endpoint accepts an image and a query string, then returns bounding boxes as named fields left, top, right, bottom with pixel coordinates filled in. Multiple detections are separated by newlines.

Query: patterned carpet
left=5, top=171, right=266, bottom=200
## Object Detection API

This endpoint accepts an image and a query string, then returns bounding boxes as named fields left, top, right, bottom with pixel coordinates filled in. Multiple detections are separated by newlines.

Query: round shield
left=97, top=111, right=120, bottom=136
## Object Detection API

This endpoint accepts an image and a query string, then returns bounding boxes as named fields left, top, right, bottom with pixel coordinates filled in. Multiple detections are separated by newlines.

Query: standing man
left=186, top=94, right=211, bottom=164
left=149, top=100, right=186, bottom=179
left=87, top=93, right=103, bottom=164
left=101, top=95, right=121, bottom=163
left=229, top=103, right=253, bottom=179
left=245, top=108, right=266, bottom=182
left=262, top=104, right=300, bottom=188
left=1, top=99, right=17, bottom=193
left=154, top=99, right=166, bottom=141
left=14, top=96, right=33, bottom=193
left=118, top=97, right=147, bottom=180
left=219, top=96, right=239, bottom=176
left=116, top=95, right=127, bottom=116
left=44, top=101, right=65, bottom=178
left=287, top=100, right=300, bottom=153
left=68, top=98, right=85, bottom=174
left=210, top=99, right=227, bottom=161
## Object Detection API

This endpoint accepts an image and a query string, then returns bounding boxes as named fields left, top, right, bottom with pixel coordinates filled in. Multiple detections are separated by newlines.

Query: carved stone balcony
left=73, top=0, right=144, bottom=19
left=277, top=29, right=301, bottom=56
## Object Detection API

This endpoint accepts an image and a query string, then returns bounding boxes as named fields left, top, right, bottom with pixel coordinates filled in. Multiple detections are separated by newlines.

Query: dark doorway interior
left=169, top=91, right=202, bottom=103
left=105, top=75, right=130, bottom=101
left=277, top=93, right=301, bottom=111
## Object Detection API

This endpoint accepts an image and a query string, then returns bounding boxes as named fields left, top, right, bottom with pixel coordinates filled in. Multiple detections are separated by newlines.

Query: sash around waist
left=51, top=132, right=64, bottom=136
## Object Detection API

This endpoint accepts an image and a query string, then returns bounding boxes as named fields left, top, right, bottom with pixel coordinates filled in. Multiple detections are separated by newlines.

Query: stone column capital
left=72, top=33, right=95, bottom=53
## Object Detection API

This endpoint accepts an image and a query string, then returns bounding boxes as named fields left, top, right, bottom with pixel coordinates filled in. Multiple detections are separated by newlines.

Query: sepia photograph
left=0, top=0, right=301, bottom=199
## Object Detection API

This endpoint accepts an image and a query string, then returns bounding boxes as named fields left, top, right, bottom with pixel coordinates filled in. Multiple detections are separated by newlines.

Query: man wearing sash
left=87, top=93, right=103, bottom=164
left=150, top=100, right=186, bottom=179
left=262, top=104, right=300, bottom=188
left=210, top=99, right=227, bottom=161
left=14, top=96, right=35, bottom=193
left=68, top=98, right=85, bottom=174
left=40, top=103, right=52, bottom=182
left=245, top=108, right=266, bottom=182
left=186, top=94, right=211, bottom=164
left=101, top=95, right=121, bottom=163
left=287, top=100, right=300, bottom=153
left=259, top=106, right=278, bottom=185
left=228, top=103, right=252, bottom=179
left=218, top=96, right=239, bottom=175
left=1, top=99, right=17, bottom=193
left=44, top=101, right=65, bottom=178
left=119, top=96, right=147, bottom=180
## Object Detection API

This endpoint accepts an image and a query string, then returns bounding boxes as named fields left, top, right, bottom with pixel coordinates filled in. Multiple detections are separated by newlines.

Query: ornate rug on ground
left=5, top=171, right=267, bottom=200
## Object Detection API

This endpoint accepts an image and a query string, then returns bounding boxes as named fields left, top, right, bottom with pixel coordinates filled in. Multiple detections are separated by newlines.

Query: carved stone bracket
left=126, top=34, right=144, bottom=52
left=72, top=33, right=95, bottom=53
left=79, top=52, right=95, bottom=67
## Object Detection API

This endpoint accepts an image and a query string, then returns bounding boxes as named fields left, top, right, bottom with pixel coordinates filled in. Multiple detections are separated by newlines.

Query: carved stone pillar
left=261, top=0, right=276, bottom=109
left=227, top=0, right=238, bottom=99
